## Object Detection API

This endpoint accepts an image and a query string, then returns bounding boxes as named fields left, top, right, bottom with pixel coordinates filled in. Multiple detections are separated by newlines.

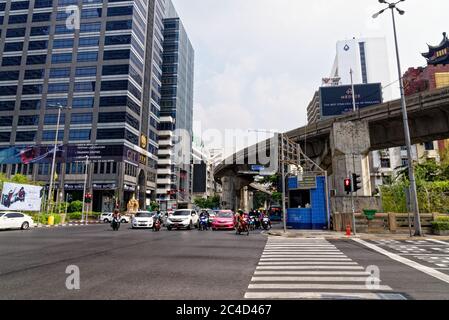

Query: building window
left=18, top=115, right=39, bottom=126
left=44, top=114, right=65, bottom=125
left=70, top=113, right=92, bottom=124
left=69, top=129, right=91, bottom=141
left=380, top=158, right=391, bottom=168
left=42, top=130, right=64, bottom=141
left=16, top=131, right=37, bottom=142
left=49, top=68, right=71, bottom=78
left=72, top=97, right=95, bottom=109
left=424, top=142, right=435, bottom=151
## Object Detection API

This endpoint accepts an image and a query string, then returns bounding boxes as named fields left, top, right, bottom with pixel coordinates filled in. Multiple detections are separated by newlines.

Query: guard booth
left=286, top=174, right=329, bottom=230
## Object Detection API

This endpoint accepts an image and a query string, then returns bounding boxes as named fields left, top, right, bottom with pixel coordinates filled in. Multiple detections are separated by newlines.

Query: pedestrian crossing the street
left=244, top=238, right=406, bottom=300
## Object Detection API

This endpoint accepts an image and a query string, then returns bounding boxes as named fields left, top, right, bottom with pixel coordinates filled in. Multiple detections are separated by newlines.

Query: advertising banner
left=320, top=83, right=383, bottom=118
left=0, top=144, right=141, bottom=165
left=0, top=182, right=43, bottom=212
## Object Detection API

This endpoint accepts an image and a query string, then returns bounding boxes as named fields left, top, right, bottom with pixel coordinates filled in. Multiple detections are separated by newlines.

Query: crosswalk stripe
left=254, top=271, right=371, bottom=276
left=245, top=238, right=403, bottom=300
left=260, top=258, right=352, bottom=261
left=263, top=252, right=345, bottom=257
left=258, top=262, right=359, bottom=266
left=256, top=266, right=365, bottom=270
left=248, top=284, right=393, bottom=291
left=251, top=276, right=372, bottom=282
left=244, top=292, right=404, bottom=300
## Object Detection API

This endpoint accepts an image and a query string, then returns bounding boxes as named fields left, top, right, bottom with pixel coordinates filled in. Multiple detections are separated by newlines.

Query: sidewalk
left=266, top=224, right=449, bottom=241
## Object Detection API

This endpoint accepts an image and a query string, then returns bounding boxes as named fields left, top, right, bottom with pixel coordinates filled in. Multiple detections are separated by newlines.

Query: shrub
left=31, top=214, right=62, bottom=225
left=436, top=216, right=449, bottom=222
left=68, top=201, right=83, bottom=213
left=432, top=221, right=449, bottom=231
left=68, top=212, right=101, bottom=220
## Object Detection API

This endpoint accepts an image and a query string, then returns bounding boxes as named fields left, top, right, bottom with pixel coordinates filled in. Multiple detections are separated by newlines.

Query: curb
left=36, top=222, right=104, bottom=228
left=266, top=231, right=449, bottom=241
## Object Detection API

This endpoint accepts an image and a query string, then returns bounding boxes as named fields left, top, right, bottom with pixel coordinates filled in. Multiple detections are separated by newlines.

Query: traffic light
left=352, top=173, right=362, bottom=193
left=84, top=193, right=92, bottom=204
left=344, top=178, right=352, bottom=194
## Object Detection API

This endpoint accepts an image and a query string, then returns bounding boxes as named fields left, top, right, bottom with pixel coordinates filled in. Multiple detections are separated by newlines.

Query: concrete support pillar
left=330, top=121, right=372, bottom=197
left=221, top=176, right=236, bottom=210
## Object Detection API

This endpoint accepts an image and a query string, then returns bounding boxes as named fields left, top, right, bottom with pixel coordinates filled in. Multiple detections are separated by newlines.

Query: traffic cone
left=346, top=224, right=352, bottom=236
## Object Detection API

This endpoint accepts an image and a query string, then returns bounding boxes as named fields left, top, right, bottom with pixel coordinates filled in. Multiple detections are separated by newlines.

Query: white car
left=166, top=209, right=199, bottom=230
left=0, top=212, right=34, bottom=230
left=131, top=211, right=154, bottom=229
left=100, top=213, right=130, bottom=224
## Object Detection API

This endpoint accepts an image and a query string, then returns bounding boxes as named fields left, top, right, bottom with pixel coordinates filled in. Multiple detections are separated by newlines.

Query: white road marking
left=256, top=266, right=365, bottom=270
left=254, top=271, right=371, bottom=276
left=354, top=239, right=449, bottom=285
left=251, top=276, right=371, bottom=282
left=248, top=284, right=392, bottom=291
left=244, top=292, right=404, bottom=300
left=258, top=262, right=359, bottom=266
left=428, top=239, right=449, bottom=245
left=260, top=258, right=352, bottom=261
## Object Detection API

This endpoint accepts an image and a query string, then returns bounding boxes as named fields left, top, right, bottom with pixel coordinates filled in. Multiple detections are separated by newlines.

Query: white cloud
left=172, top=0, right=449, bottom=153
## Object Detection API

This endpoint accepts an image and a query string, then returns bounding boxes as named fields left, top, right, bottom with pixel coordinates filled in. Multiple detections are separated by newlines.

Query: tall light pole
left=82, top=155, right=89, bottom=224
left=373, top=0, right=423, bottom=236
left=46, top=103, right=69, bottom=214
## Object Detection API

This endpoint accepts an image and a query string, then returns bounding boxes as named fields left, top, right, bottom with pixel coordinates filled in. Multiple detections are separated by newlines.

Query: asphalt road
left=1, top=225, right=449, bottom=300
left=0, top=224, right=266, bottom=300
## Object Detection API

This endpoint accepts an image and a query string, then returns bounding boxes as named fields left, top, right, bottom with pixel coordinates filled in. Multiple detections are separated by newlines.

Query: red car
left=211, top=210, right=235, bottom=231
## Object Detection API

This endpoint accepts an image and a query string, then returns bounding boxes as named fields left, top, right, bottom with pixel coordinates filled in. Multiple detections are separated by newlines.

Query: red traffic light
left=344, top=178, right=352, bottom=194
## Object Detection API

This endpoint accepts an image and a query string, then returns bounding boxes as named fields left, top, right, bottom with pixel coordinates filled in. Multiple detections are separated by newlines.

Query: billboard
left=0, top=182, right=43, bottom=212
left=319, top=83, right=383, bottom=118
left=0, top=144, right=142, bottom=165
left=192, top=162, right=207, bottom=193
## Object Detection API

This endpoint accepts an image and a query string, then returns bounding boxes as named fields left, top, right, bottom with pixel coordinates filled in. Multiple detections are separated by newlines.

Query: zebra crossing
left=244, top=238, right=406, bottom=300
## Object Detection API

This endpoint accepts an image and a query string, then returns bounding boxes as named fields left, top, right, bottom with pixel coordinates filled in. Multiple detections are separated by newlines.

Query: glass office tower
left=0, top=0, right=166, bottom=212
left=156, top=0, right=194, bottom=209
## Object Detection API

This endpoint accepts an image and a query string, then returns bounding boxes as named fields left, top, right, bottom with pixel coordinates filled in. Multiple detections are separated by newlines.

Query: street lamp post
left=82, top=155, right=89, bottom=224
left=373, top=0, right=423, bottom=236
left=45, top=103, right=65, bottom=214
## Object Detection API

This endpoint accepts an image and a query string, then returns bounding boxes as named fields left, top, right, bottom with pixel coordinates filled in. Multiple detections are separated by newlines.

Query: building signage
left=297, top=175, right=317, bottom=190
left=124, top=184, right=136, bottom=192
left=319, top=83, right=383, bottom=118
left=64, top=184, right=85, bottom=191
left=92, top=183, right=117, bottom=190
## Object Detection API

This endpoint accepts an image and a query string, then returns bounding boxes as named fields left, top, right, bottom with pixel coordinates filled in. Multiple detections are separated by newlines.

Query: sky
left=171, top=0, right=449, bottom=156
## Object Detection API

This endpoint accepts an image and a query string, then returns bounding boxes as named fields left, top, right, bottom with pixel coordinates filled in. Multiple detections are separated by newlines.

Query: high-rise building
left=156, top=0, right=194, bottom=209
left=0, top=0, right=166, bottom=212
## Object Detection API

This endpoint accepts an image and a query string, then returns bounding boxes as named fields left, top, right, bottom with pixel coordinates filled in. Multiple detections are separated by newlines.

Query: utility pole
left=280, top=133, right=287, bottom=234
left=350, top=69, right=357, bottom=235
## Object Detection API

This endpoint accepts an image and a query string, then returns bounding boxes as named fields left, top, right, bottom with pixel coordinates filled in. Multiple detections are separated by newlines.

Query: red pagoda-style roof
left=422, top=32, right=449, bottom=65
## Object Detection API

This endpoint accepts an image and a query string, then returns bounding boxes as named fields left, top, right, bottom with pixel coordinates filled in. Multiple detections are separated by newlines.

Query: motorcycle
left=236, top=218, right=250, bottom=236
left=248, top=216, right=256, bottom=231
left=261, top=216, right=271, bottom=230
left=153, top=216, right=161, bottom=232
left=198, top=215, right=209, bottom=231
left=111, top=217, right=120, bottom=231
